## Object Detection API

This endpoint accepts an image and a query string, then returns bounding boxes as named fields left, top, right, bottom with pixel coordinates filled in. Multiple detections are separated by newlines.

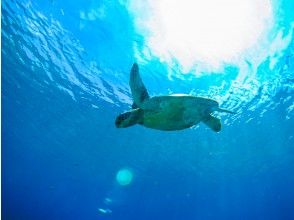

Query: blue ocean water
left=2, top=0, right=294, bottom=219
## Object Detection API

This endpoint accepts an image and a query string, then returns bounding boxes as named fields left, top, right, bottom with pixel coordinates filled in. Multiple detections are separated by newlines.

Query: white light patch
left=116, top=168, right=133, bottom=186
left=129, top=0, right=273, bottom=71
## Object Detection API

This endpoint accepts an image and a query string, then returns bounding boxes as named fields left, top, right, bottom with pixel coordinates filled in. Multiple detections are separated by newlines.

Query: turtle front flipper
left=129, top=63, right=150, bottom=107
left=202, top=114, right=221, bottom=132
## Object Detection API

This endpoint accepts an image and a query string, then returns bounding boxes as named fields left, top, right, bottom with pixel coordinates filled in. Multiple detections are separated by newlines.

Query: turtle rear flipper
left=202, top=114, right=221, bottom=132
left=129, top=63, right=150, bottom=108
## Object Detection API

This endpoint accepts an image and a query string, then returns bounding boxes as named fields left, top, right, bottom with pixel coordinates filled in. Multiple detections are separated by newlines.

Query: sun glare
left=130, top=0, right=273, bottom=71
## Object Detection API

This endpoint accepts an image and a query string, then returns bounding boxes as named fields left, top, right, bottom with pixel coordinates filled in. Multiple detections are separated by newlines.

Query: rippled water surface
left=2, top=0, right=294, bottom=219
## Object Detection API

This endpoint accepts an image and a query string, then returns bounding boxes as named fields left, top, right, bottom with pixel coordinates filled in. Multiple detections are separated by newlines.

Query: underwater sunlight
left=2, top=0, right=294, bottom=219
left=128, top=0, right=273, bottom=71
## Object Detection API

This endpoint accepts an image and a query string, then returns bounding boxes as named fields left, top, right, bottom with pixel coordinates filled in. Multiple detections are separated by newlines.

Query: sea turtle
left=115, top=63, right=235, bottom=132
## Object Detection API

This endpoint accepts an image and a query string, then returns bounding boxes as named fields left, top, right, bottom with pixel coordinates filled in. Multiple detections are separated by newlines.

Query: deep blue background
left=2, top=0, right=294, bottom=219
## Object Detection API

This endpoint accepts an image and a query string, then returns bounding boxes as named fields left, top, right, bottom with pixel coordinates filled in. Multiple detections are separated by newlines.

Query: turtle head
left=115, top=110, right=142, bottom=128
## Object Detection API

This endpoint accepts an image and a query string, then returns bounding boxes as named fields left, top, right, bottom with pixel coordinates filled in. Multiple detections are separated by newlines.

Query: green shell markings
left=115, top=63, right=235, bottom=132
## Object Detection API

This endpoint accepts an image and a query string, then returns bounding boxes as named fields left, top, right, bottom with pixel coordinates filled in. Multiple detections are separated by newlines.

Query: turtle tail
left=215, top=107, right=236, bottom=114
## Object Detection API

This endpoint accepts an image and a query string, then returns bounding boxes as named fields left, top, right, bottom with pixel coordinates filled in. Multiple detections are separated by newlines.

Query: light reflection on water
left=2, top=0, right=293, bottom=124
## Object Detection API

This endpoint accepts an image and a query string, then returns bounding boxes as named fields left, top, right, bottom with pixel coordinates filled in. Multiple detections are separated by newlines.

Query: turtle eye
left=120, top=112, right=131, bottom=120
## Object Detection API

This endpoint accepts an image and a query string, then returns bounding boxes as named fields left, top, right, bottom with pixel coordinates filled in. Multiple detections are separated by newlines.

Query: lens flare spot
left=116, top=168, right=133, bottom=186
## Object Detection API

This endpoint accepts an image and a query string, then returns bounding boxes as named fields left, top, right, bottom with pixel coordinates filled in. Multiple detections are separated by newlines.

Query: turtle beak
left=115, top=116, right=122, bottom=128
